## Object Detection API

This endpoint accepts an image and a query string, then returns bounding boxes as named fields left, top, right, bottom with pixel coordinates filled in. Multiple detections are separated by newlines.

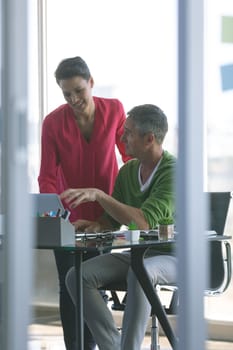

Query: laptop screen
left=30, top=193, right=65, bottom=216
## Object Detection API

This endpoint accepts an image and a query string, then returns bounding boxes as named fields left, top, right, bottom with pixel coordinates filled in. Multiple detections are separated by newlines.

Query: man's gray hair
left=127, top=104, right=168, bottom=144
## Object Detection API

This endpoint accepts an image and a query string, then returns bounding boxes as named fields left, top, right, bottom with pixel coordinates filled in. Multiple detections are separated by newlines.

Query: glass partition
left=41, top=0, right=233, bottom=332
left=0, top=0, right=2, bottom=338
left=1, top=0, right=229, bottom=347
left=204, top=0, right=233, bottom=327
left=1, top=1, right=34, bottom=349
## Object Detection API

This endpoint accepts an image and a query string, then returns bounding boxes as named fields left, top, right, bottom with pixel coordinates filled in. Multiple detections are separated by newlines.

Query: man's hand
left=60, top=187, right=148, bottom=230
left=60, top=188, right=103, bottom=208
left=72, top=219, right=102, bottom=233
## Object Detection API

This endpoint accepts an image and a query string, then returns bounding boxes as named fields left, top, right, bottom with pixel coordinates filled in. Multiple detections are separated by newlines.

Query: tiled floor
left=28, top=312, right=233, bottom=350
left=29, top=288, right=233, bottom=350
left=28, top=322, right=173, bottom=350
left=28, top=309, right=169, bottom=350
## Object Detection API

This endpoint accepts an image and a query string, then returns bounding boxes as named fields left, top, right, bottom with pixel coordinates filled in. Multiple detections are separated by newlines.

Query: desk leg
left=74, top=252, right=84, bottom=350
left=131, top=247, right=178, bottom=349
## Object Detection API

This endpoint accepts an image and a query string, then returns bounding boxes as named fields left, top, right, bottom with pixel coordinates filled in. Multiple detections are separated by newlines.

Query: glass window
left=45, top=0, right=178, bottom=155
left=30, top=0, right=233, bottom=333
left=204, top=0, right=233, bottom=323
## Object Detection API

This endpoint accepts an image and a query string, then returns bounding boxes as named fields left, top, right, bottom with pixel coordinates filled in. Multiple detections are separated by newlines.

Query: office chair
left=102, top=191, right=232, bottom=350
left=206, top=191, right=232, bottom=295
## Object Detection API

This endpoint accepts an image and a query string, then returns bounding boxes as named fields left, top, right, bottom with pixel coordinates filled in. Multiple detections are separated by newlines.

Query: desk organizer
left=35, top=217, right=75, bottom=247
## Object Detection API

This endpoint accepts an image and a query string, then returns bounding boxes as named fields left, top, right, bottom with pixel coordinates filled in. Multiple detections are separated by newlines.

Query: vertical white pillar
left=38, top=0, right=48, bottom=127
left=177, top=1, right=207, bottom=350
left=1, top=0, right=33, bottom=349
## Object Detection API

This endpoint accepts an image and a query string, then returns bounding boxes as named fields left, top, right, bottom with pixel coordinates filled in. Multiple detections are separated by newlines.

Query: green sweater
left=106, top=150, right=176, bottom=230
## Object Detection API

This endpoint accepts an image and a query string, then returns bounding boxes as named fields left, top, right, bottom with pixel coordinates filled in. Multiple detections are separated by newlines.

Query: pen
left=56, top=208, right=61, bottom=217
left=62, top=209, right=71, bottom=221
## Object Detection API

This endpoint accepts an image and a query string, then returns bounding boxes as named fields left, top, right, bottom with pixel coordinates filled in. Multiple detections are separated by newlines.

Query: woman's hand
left=60, top=188, right=103, bottom=208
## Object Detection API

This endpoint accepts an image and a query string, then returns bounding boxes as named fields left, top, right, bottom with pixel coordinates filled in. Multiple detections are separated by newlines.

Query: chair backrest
left=206, top=191, right=232, bottom=292
left=207, top=191, right=232, bottom=235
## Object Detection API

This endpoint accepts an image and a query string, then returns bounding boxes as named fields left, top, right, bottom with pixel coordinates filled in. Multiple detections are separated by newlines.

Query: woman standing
left=38, top=56, right=130, bottom=350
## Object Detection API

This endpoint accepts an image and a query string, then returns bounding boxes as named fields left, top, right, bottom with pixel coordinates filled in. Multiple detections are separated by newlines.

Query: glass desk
left=37, top=232, right=232, bottom=350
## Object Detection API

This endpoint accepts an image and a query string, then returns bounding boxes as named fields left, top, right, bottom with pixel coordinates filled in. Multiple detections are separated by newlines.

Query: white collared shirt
left=138, top=157, right=163, bottom=192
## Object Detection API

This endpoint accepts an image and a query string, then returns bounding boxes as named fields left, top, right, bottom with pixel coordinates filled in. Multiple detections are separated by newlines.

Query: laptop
left=30, top=193, right=66, bottom=216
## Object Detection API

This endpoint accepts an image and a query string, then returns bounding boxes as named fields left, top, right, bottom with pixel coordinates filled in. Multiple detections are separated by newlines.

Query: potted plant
left=127, top=221, right=138, bottom=230
left=158, top=217, right=174, bottom=240
left=126, top=221, right=140, bottom=242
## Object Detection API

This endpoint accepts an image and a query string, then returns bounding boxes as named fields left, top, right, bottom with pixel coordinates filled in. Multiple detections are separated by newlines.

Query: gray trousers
left=66, top=251, right=177, bottom=350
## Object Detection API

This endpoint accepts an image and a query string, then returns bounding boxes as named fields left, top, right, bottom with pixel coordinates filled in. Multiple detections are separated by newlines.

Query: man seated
left=61, top=104, right=176, bottom=350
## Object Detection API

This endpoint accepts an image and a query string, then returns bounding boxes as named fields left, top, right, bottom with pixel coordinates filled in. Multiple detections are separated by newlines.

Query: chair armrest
left=205, top=241, right=232, bottom=296
left=223, top=241, right=232, bottom=293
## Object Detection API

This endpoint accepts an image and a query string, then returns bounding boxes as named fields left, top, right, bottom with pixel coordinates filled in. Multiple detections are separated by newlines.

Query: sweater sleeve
left=115, top=100, right=131, bottom=163
left=38, top=117, right=60, bottom=193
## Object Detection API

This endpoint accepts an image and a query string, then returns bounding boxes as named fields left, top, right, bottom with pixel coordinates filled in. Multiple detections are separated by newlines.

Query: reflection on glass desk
left=62, top=229, right=231, bottom=251
left=54, top=230, right=231, bottom=350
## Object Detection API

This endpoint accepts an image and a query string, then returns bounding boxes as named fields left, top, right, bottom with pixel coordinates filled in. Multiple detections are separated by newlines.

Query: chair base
left=150, top=314, right=160, bottom=350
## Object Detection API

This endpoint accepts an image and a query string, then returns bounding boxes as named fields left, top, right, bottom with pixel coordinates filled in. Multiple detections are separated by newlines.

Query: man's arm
left=60, top=188, right=149, bottom=230
left=71, top=218, right=113, bottom=232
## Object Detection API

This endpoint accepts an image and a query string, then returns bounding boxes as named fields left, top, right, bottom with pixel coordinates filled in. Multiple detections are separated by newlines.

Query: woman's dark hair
left=55, top=56, right=91, bottom=84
